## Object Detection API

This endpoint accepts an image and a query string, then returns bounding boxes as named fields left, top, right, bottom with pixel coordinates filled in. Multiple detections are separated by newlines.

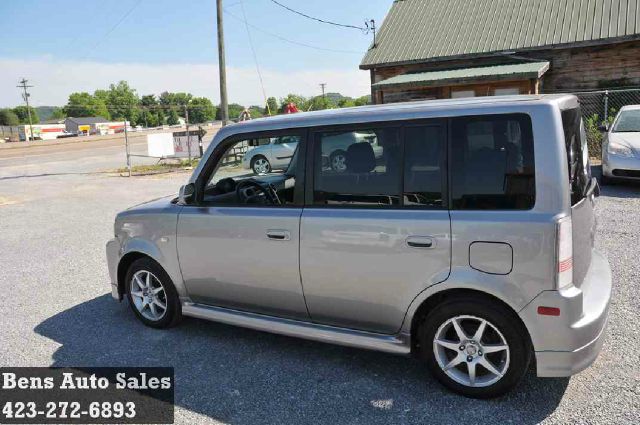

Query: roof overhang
left=372, top=62, right=550, bottom=90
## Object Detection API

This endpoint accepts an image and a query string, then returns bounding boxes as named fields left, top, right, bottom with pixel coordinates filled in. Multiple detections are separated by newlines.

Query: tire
left=329, top=150, right=347, bottom=172
left=125, top=257, right=182, bottom=329
left=417, top=297, right=531, bottom=399
left=251, top=155, right=271, bottom=175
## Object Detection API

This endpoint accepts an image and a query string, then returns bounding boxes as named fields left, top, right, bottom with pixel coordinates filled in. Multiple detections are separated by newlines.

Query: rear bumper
left=519, top=249, right=612, bottom=377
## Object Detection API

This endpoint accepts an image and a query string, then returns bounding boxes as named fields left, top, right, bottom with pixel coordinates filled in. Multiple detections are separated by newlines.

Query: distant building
left=361, top=0, right=640, bottom=103
left=64, top=117, right=129, bottom=135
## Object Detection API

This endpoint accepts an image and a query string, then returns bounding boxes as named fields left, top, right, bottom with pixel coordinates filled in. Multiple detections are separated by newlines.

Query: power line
left=83, top=0, right=142, bottom=57
left=223, top=7, right=362, bottom=54
left=239, top=0, right=271, bottom=115
left=268, top=0, right=365, bottom=31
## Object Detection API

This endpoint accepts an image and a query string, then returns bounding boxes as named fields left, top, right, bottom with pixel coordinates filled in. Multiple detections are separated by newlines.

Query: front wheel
left=417, top=298, right=530, bottom=398
left=125, top=257, right=182, bottom=328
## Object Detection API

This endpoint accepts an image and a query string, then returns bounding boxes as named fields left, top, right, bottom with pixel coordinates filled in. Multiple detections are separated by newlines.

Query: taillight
left=556, top=216, right=573, bottom=289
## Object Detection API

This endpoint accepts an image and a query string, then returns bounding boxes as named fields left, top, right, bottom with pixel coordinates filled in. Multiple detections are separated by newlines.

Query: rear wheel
left=329, top=150, right=347, bottom=172
left=251, top=156, right=271, bottom=175
left=417, top=298, right=530, bottom=398
left=125, top=257, right=182, bottom=328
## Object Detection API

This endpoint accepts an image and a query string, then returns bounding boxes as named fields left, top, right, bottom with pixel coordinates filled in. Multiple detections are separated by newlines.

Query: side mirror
left=598, top=124, right=609, bottom=132
left=178, top=183, right=196, bottom=205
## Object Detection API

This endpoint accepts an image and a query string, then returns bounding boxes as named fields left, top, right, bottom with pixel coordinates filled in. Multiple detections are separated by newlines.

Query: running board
left=181, top=302, right=411, bottom=355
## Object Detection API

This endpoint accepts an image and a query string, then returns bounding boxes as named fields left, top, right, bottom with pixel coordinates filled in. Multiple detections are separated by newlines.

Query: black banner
left=0, top=367, right=174, bottom=424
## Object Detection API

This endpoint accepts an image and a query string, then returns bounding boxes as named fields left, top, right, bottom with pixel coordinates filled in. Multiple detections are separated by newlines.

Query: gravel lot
left=0, top=158, right=638, bottom=424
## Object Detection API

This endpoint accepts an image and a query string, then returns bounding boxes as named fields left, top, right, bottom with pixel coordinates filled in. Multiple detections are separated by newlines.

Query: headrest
left=346, top=142, right=376, bottom=173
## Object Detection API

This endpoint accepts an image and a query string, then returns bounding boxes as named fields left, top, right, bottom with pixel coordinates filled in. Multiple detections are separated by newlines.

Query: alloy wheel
left=432, top=315, right=510, bottom=388
left=129, top=270, right=168, bottom=321
left=253, top=158, right=270, bottom=174
left=331, top=154, right=347, bottom=172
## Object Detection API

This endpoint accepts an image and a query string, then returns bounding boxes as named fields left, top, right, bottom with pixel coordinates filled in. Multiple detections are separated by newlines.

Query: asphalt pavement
left=0, top=147, right=638, bottom=424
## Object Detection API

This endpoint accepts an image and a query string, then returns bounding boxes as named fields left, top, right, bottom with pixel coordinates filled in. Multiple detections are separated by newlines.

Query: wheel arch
left=407, top=288, right=533, bottom=356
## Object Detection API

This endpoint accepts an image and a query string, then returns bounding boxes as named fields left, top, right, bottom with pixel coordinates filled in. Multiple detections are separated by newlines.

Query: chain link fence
left=554, top=88, right=640, bottom=157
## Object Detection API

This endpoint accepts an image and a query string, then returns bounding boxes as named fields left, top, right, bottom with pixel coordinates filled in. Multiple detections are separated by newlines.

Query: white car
left=242, top=132, right=383, bottom=175
left=601, top=105, right=640, bottom=183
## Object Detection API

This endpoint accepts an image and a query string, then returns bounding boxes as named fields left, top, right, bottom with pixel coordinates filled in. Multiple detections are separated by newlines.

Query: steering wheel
left=235, top=179, right=281, bottom=205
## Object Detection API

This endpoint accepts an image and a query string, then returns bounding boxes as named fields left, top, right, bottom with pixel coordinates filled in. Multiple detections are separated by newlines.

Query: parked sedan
left=242, top=133, right=382, bottom=175
left=601, top=105, right=640, bottom=183
left=241, top=136, right=299, bottom=174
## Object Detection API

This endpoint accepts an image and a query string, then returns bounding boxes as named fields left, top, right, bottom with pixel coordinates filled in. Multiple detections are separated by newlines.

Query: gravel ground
left=0, top=163, right=638, bottom=424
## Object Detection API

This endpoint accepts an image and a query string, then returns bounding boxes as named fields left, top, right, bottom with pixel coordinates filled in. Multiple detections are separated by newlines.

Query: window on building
left=451, top=114, right=535, bottom=210
left=493, top=87, right=521, bottom=96
left=451, top=90, right=476, bottom=98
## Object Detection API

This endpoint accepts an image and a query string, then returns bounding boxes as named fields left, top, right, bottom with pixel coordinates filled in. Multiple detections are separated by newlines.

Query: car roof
left=216, top=94, right=576, bottom=139
left=619, top=104, right=640, bottom=111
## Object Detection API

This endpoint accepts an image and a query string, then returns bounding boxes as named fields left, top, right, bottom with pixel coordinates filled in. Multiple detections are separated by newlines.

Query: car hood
left=124, top=195, right=177, bottom=213
left=610, top=132, right=640, bottom=149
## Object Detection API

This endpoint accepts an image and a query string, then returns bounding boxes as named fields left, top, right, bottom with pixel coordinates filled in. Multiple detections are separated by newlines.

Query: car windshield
left=613, top=109, right=640, bottom=132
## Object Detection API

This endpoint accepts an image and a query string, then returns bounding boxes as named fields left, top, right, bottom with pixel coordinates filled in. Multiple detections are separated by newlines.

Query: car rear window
left=561, top=108, right=591, bottom=205
left=450, top=113, right=535, bottom=210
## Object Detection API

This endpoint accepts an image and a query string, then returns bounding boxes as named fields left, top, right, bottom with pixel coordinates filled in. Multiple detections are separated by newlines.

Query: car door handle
left=406, top=236, right=435, bottom=249
left=266, top=230, right=291, bottom=241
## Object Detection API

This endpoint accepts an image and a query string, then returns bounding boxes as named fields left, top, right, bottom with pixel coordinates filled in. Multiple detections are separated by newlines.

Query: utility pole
left=17, top=78, right=34, bottom=141
left=184, top=104, right=192, bottom=165
left=216, top=0, right=229, bottom=126
left=124, top=118, right=131, bottom=177
left=320, top=83, right=327, bottom=100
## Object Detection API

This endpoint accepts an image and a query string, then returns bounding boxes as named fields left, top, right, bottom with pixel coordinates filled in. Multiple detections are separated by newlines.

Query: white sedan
left=601, top=105, right=640, bottom=183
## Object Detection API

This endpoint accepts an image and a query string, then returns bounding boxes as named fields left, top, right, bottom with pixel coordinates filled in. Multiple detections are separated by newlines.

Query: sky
left=0, top=0, right=391, bottom=108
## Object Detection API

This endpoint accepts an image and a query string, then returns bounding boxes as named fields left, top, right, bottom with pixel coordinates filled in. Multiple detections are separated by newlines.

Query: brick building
left=361, top=0, right=640, bottom=103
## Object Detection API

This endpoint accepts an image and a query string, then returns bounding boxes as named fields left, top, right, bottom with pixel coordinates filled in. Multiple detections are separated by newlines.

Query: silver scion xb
left=106, top=95, right=612, bottom=398
left=601, top=105, right=640, bottom=183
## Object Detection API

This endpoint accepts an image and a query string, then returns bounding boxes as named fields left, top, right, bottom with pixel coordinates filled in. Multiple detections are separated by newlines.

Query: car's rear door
left=299, top=120, right=451, bottom=334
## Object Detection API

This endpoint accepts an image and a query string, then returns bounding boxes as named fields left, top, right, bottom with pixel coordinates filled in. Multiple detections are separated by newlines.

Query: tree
left=13, top=106, right=40, bottom=124
left=188, top=97, right=216, bottom=123
left=106, top=81, right=139, bottom=124
left=0, top=109, right=20, bottom=126
left=264, top=97, right=278, bottom=116
left=354, top=95, right=371, bottom=106
left=63, top=92, right=110, bottom=118
left=279, top=94, right=308, bottom=113
left=217, top=103, right=244, bottom=121
left=306, top=95, right=333, bottom=111
left=50, top=107, right=66, bottom=120
left=248, top=106, right=264, bottom=118
left=166, top=108, right=180, bottom=126
left=337, top=98, right=356, bottom=108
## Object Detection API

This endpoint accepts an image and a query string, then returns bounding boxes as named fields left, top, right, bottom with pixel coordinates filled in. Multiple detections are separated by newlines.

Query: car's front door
left=270, top=136, right=299, bottom=169
left=177, top=130, right=309, bottom=320
left=300, top=122, right=451, bottom=334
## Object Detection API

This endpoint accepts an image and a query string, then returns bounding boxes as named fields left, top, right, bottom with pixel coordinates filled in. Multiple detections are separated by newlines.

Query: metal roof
left=361, top=0, right=640, bottom=68
left=65, top=117, right=109, bottom=125
left=373, top=61, right=550, bottom=89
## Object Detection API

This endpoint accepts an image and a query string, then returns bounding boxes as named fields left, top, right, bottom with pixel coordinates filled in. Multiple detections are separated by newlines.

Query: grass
left=115, top=158, right=200, bottom=175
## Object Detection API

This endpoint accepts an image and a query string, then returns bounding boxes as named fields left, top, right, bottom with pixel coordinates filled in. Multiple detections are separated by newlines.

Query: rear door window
left=312, top=128, right=402, bottom=206
left=450, top=113, right=535, bottom=210
left=561, top=108, right=591, bottom=205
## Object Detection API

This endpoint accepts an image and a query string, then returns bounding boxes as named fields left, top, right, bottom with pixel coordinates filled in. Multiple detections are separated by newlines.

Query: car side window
left=450, top=114, right=535, bottom=210
left=403, top=124, right=446, bottom=208
left=313, top=127, right=401, bottom=206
